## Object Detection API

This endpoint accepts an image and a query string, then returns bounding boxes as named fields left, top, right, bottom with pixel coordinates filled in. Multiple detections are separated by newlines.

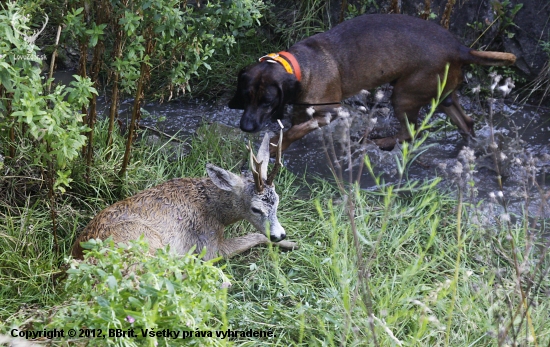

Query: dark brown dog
left=228, top=14, right=516, bottom=151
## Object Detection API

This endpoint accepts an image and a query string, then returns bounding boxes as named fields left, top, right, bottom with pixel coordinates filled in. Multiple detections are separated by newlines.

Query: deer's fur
left=71, top=133, right=296, bottom=261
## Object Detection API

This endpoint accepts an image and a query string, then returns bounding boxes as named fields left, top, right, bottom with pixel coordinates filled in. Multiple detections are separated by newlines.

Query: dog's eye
left=262, top=87, right=278, bottom=103
left=265, top=96, right=280, bottom=107
left=251, top=207, right=263, bottom=215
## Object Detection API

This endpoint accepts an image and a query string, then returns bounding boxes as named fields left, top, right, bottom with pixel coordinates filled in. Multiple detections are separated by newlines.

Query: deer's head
left=206, top=131, right=285, bottom=241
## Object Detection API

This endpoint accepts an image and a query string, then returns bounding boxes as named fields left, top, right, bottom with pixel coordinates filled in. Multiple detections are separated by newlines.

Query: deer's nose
left=270, top=233, right=286, bottom=242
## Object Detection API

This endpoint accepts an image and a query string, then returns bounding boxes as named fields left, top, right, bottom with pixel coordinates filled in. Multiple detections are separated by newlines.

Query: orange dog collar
left=259, top=51, right=302, bottom=82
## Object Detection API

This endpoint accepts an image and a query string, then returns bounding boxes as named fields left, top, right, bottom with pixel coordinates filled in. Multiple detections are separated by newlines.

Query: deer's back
left=71, top=178, right=224, bottom=258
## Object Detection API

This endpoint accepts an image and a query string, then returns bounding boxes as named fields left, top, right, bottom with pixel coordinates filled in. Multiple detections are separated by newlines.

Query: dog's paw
left=274, top=240, right=298, bottom=251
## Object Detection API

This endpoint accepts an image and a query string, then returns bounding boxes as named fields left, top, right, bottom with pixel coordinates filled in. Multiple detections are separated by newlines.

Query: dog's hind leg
left=374, top=93, right=423, bottom=150
left=374, top=89, right=474, bottom=150
left=437, top=65, right=475, bottom=138
left=440, top=91, right=475, bottom=138
left=374, top=69, right=465, bottom=150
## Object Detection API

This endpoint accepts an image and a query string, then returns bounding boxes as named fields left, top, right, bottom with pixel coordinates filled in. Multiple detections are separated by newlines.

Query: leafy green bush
left=47, top=238, right=230, bottom=346
left=0, top=2, right=96, bottom=192
left=62, top=0, right=267, bottom=100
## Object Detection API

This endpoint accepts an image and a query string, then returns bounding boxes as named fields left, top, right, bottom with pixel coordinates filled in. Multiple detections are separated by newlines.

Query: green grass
left=0, top=120, right=549, bottom=346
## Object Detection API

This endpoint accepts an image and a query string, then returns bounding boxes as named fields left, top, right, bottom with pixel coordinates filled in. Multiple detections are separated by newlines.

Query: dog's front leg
left=270, top=114, right=332, bottom=155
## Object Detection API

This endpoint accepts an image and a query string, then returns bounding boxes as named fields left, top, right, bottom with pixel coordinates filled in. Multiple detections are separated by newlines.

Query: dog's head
left=229, top=62, right=301, bottom=133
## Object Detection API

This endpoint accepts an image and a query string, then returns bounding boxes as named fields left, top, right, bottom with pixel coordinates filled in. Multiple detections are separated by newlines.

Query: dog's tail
left=462, top=49, right=516, bottom=66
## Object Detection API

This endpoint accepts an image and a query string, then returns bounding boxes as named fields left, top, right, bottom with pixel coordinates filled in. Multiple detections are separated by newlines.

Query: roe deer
left=71, top=132, right=297, bottom=261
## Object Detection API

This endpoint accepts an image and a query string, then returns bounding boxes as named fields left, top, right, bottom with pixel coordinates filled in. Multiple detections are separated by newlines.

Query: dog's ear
left=282, top=76, right=301, bottom=104
left=228, top=68, right=247, bottom=109
left=273, top=75, right=301, bottom=120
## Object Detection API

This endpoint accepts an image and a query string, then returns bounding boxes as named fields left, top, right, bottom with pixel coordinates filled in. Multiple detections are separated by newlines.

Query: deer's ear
left=206, top=164, right=243, bottom=191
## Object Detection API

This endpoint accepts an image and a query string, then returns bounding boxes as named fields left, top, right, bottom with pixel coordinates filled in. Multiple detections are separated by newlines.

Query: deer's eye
left=251, top=207, right=263, bottom=215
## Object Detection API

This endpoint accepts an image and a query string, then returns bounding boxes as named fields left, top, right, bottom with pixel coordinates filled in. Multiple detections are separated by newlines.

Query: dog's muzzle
left=240, top=116, right=260, bottom=132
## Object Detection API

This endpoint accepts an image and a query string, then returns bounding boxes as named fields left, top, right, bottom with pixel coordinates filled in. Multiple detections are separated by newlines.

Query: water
left=94, top=84, right=549, bottom=219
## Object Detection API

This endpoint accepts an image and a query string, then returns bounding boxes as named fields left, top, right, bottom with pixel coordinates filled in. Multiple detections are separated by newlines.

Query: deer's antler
left=249, top=140, right=264, bottom=193
left=266, top=128, right=284, bottom=186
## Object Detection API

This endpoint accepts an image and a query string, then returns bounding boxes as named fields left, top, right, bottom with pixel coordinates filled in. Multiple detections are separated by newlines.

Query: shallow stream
left=102, top=89, right=550, bottom=219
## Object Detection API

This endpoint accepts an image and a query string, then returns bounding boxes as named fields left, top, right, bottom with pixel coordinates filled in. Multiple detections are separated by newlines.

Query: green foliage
left=541, top=40, right=550, bottom=57
left=488, top=64, right=525, bottom=84
left=64, top=7, right=88, bottom=44
left=1, top=3, right=548, bottom=345
left=0, top=198, right=62, bottom=319
left=491, top=0, right=523, bottom=39
left=270, top=0, right=331, bottom=48
left=466, top=0, right=525, bottom=89
left=0, top=2, right=96, bottom=193
left=466, top=20, right=485, bottom=33
left=0, top=3, right=42, bottom=108
left=466, top=0, right=523, bottom=47
left=345, top=0, right=378, bottom=20
left=62, top=0, right=266, bottom=100
left=49, top=238, right=229, bottom=346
